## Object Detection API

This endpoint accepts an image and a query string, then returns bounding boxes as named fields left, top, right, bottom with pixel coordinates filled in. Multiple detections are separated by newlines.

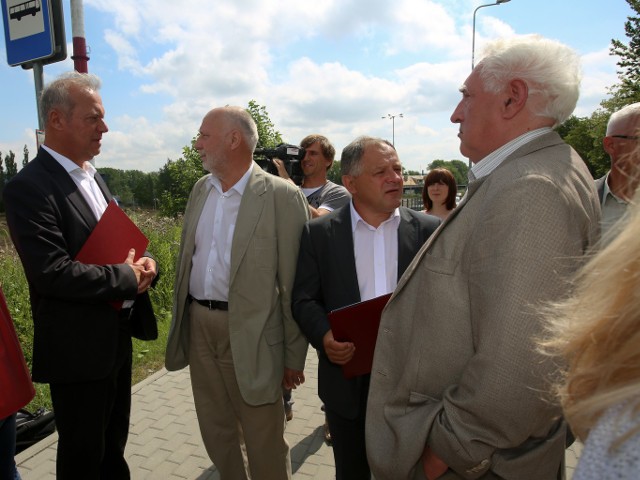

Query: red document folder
left=75, top=200, right=149, bottom=310
left=328, top=293, right=392, bottom=379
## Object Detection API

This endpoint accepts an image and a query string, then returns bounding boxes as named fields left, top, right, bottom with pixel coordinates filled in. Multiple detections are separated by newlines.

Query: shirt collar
left=350, top=201, right=400, bottom=232
left=208, top=163, right=253, bottom=196
left=42, top=145, right=97, bottom=177
left=468, top=127, right=553, bottom=182
left=602, top=171, right=627, bottom=206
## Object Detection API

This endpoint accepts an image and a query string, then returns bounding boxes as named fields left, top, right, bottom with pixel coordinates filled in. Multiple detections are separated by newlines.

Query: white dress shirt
left=43, top=145, right=108, bottom=221
left=189, top=166, right=253, bottom=301
left=350, top=202, right=400, bottom=301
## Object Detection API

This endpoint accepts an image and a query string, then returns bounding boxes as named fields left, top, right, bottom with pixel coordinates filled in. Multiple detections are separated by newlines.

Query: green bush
left=0, top=210, right=183, bottom=412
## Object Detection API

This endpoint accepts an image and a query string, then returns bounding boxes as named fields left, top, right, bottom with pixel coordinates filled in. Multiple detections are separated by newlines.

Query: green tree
left=555, top=114, right=610, bottom=178
left=247, top=100, right=283, bottom=149
left=0, top=154, right=5, bottom=212
left=157, top=141, right=205, bottom=217
left=606, top=0, right=640, bottom=108
left=22, top=145, right=29, bottom=168
left=426, top=159, right=469, bottom=186
left=5, top=151, right=17, bottom=180
left=327, top=160, right=343, bottom=185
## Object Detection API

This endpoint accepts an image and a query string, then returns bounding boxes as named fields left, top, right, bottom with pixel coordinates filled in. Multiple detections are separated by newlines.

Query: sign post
left=1, top=0, right=55, bottom=66
left=2, top=0, right=66, bottom=131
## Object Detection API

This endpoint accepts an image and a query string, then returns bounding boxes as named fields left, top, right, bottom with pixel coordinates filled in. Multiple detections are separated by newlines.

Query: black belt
left=188, top=295, right=229, bottom=311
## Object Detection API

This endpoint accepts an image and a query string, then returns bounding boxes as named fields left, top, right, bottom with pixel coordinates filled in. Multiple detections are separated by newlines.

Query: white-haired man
left=366, top=36, right=600, bottom=480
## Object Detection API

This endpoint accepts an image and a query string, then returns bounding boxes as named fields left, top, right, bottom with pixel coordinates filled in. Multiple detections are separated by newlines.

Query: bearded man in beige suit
left=165, top=106, right=310, bottom=479
left=366, top=36, right=601, bottom=480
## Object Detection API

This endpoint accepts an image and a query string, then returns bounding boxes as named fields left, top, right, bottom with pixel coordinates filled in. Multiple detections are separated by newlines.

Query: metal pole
left=392, top=116, right=395, bottom=146
left=471, top=0, right=511, bottom=70
left=33, top=62, right=45, bottom=130
left=71, top=0, right=89, bottom=72
left=382, top=113, right=403, bottom=147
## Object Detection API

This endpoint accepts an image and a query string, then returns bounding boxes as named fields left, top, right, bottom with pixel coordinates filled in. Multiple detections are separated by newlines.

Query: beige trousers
left=188, top=302, right=291, bottom=480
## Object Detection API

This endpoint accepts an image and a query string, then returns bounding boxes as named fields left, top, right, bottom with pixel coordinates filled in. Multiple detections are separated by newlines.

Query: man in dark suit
left=292, top=136, right=440, bottom=479
left=3, top=72, right=158, bottom=479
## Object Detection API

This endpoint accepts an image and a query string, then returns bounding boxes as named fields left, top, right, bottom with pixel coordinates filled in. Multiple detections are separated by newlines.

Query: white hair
left=477, top=35, right=582, bottom=128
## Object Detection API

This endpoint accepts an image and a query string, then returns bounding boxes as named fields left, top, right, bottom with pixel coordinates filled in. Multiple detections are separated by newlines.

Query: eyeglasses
left=611, top=135, right=640, bottom=140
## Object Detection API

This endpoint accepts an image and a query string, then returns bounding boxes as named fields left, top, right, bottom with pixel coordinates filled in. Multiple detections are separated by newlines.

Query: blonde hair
left=541, top=185, right=640, bottom=447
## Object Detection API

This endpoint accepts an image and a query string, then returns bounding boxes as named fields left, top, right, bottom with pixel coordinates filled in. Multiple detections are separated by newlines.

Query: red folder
left=75, top=200, right=149, bottom=310
left=328, top=293, right=392, bottom=379
left=0, top=286, right=35, bottom=418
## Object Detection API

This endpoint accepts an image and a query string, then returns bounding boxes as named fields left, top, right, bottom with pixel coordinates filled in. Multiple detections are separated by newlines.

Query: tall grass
left=0, top=210, right=182, bottom=412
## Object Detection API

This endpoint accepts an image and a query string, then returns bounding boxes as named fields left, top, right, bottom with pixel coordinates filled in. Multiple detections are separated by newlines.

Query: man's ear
left=602, top=136, right=616, bottom=157
left=228, top=129, right=242, bottom=150
left=48, top=109, right=65, bottom=131
left=502, top=78, right=528, bottom=119
left=342, top=175, right=356, bottom=195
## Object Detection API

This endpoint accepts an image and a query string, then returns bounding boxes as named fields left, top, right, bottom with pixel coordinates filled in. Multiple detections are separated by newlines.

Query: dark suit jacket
left=292, top=204, right=439, bottom=419
left=3, top=148, right=158, bottom=384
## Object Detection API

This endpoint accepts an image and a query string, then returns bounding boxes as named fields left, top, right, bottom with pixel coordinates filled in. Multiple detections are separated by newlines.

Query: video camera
left=254, top=143, right=306, bottom=185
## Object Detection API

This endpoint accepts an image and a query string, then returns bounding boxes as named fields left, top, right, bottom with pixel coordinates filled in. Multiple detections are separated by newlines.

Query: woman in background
left=541, top=186, right=640, bottom=479
left=421, top=168, right=457, bottom=220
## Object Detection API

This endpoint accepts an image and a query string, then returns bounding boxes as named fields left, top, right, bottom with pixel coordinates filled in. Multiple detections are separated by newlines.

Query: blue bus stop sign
left=1, top=0, right=55, bottom=66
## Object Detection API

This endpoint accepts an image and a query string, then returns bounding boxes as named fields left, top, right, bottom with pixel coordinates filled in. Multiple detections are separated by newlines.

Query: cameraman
left=273, top=134, right=350, bottom=218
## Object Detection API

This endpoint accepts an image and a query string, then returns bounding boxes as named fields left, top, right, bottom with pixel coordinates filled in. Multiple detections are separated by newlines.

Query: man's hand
left=135, top=256, right=157, bottom=293
left=282, top=368, right=305, bottom=390
left=124, top=249, right=156, bottom=294
left=322, top=330, right=355, bottom=365
left=272, top=159, right=296, bottom=186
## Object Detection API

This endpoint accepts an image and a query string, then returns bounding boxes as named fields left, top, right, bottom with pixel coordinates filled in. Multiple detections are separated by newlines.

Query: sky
left=0, top=0, right=634, bottom=174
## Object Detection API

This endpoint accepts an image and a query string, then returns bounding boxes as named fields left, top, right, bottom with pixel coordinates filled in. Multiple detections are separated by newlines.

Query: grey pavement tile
left=16, top=346, right=581, bottom=478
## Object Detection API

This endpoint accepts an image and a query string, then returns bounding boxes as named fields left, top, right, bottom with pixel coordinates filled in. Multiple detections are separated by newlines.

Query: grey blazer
left=366, top=132, right=600, bottom=480
left=165, top=163, right=310, bottom=406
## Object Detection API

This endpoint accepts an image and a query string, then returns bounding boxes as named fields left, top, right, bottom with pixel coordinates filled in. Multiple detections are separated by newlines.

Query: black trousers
left=324, top=377, right=371, bottom=480
left=49, top=324, right=133, bottom=480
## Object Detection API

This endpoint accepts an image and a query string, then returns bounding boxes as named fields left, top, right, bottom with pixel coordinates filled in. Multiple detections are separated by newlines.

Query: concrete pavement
left=16, top=347, right=582, bottom=479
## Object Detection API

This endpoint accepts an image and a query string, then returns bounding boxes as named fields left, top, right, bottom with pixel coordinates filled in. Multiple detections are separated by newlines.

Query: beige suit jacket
left=165, top=163, right=310, bottom=406
left=366, top=132, right=600, bottom=479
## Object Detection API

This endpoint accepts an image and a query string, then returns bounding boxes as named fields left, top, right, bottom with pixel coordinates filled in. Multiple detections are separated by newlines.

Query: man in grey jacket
left=366, top=36, right=600, bottom=480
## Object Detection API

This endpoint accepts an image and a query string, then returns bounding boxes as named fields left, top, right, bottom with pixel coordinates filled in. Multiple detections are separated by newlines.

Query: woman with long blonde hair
left=542, top=172, right=640, bottom=478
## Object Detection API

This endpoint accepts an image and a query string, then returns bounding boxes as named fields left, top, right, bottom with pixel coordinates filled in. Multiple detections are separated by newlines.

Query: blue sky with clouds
left=0, top=0, right=634, bottom=173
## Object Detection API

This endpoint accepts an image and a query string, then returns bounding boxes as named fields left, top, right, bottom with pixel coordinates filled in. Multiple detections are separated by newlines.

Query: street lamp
left=382, top=113, right=403, bottom=146
left=471, top=0, right=511, bottom=70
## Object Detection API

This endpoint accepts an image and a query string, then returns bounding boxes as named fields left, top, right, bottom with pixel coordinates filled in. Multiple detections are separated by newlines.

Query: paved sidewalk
left=16, top=347, right=582, bottom=479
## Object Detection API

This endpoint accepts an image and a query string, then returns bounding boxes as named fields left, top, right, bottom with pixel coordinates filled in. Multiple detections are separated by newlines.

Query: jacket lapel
left=94, top=172, right=114, bottom=203
left=229, top=164, right=265, bottom=285
left=397, top=208, right=417, bottom=279
left=332, top=205, right=361, bottom=303
left=392, top=177, right=485, bottom=297
left=180, top=177, right=211, bottom=279
left=38, top=149, right=97, bottom=231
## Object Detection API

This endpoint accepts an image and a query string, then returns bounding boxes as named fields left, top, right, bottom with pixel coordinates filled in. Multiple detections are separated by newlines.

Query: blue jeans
left=0, top=414, right=21, bottom=480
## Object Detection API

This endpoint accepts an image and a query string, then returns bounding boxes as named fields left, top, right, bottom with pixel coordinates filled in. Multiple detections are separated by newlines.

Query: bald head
left=195, top=106, right=260, bottom=190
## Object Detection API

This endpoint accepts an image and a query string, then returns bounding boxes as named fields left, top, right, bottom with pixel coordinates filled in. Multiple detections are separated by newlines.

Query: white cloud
left=1, top=0, right=618, bottom=174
